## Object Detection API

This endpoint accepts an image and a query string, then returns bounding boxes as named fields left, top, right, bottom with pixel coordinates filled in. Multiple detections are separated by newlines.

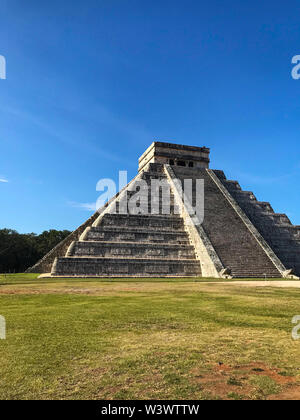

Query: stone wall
left=138, top=142, right=210, bottom=172
left=214, top=170, right=300, bottom=277
left=172, top=166, right=282, bottom=278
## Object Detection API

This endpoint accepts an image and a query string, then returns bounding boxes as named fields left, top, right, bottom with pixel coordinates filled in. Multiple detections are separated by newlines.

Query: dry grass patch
left=0, top=275, right=300, bottom=399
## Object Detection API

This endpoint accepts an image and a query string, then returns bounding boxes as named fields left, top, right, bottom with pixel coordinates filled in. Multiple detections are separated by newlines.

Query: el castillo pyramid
left=28, top=142, right=300, bottom=279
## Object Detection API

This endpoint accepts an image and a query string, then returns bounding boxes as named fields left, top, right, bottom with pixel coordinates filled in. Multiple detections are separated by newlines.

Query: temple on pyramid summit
left=28, top=141, right=300, bottom=279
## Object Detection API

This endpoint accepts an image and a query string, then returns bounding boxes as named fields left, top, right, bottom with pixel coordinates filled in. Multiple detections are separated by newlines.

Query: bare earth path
left=213, top=280, right=300, bottom=288
left=1, top=277, right=300, bottom=296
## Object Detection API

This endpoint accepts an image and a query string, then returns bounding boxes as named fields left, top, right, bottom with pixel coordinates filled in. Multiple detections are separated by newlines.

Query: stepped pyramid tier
left=27, top=141, right=299, bottom=279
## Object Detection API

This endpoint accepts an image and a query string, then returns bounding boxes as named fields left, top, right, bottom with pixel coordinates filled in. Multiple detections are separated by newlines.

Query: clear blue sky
left=1, top=0, right=300, bottom=233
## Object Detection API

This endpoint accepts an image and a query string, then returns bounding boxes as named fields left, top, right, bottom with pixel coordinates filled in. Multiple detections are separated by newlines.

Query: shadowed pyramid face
left=28, top=142, right=300, bottom=280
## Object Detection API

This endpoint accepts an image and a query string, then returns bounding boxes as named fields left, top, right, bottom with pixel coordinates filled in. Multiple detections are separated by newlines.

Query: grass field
left=1, top=274, right=300, bottom=400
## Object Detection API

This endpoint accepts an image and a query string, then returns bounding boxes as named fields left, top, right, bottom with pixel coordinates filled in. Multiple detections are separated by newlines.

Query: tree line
left=0, top=229, right=71, bottom=273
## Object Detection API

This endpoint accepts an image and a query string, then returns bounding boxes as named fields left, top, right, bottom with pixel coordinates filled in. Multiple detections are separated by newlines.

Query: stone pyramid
left=28, top=142, right=300, bottom=278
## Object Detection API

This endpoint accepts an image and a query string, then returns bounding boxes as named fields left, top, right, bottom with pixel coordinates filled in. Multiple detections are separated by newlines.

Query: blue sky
left=1, top=0, right=300, bottom=233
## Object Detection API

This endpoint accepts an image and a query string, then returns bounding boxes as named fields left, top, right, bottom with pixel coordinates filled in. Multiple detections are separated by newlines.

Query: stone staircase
left=214, top=170, right=300, bottom=276
left=28, top=141, right=299, bottom=279
left=172, top=167, right=282, bottom=278
left=51, top=163, right=202, bottom=277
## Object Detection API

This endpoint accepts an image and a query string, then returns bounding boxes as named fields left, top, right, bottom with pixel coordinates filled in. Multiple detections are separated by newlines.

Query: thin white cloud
left=0, top=178, right=8, bottom=183
left=68, top=201, right=96, bottom=211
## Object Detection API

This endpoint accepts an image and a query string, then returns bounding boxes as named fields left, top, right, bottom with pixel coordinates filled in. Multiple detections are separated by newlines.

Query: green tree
left=0, top=229, right=71, bottom=273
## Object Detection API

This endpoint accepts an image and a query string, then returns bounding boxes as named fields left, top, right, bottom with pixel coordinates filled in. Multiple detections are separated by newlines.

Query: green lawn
left=0, top=274, right=300, bottom=400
